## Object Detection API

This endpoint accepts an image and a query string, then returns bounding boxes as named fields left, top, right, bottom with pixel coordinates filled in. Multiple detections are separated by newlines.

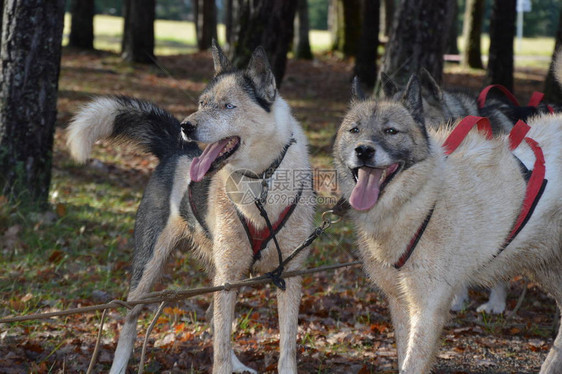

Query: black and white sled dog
left=66, top=43, right=315, bottom=373
left=333, top=66, right=562, bottom=372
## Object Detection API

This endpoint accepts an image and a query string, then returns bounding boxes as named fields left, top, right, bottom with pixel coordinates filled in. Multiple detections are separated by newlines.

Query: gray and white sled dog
left=380, top=68, right=560, bottom=314
left=66, top=43, right=315, bottom=374
left=333, top=69, right=562, bottom=372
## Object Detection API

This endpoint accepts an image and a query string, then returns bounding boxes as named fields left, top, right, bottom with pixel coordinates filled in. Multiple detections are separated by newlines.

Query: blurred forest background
left=1, top=0, right=561, bottom=372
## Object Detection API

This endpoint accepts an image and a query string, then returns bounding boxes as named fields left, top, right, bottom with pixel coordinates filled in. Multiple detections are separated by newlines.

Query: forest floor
left=0, top=48, right=560, bottom=373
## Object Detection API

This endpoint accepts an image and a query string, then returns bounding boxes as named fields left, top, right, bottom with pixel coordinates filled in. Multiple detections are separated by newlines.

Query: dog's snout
left=355, top=145, right=375, bottom=161
left=181, top=120, right=196, bottom=136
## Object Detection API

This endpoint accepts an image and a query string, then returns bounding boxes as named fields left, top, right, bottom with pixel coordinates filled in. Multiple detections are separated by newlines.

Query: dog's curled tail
left=66, top=96, right=185, bottom=163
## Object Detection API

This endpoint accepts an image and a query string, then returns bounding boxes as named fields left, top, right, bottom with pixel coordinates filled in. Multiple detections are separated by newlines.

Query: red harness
left=237, top=185, right=303, bottom=259
left=477, top=84, right=554, bottom=114
left=394, top=115, right=547, bottom=269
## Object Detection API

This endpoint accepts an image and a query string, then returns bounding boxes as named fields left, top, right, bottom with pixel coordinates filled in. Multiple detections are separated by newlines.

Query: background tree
left=329, top=0, right=361, bottom=57
left=382, top=0, right=454, bottom=85
left=1, top=0, right=4, bottom=39
left=382, top=0, right=395, bottom=37
left=308, top=0, right=329, bottom=30
left=484, top=0, right=516, bottom=91
left=193, top=0, right=217, bottom=51
left=224, top=0, right=234, bottom=50
left=231, top=0, right=298, bottom=88
left=0, top=0, right=65, bottom=207
left=354, top=0, right=380, bottom=91
left=69, top=0, right=95, bottom=50
left=294, top=0, right=313, bottom=60
left=544, top=8, right=562, bottom=102
left=121, top=0, right=155, bottom=63
left=461, top=0, right=484, bottom=69
left=446, top=0, right=459, bottom=55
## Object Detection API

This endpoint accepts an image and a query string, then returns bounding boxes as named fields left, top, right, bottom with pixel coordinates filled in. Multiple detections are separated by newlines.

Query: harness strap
left=393, top=206, right=435, bottom=270
left=508, top=120, right=531, bottom=150
left=478, top=84, right=554, bottom=113
left=528, top=91, right=555, bottom=113
left=238, top=185, right=304, bottom=259
left=443, top=115, right=493, bottom=155
left=478, top=84, right=520, bottom=108
left=236, top=137, right=296, bottom=180
left=499, top=137, right=547, bottom=252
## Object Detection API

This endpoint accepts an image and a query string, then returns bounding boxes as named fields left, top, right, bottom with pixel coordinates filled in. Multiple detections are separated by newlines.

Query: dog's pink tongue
left=190, top=139, right=230, bottom=182
left=349, top=167, right=383, bottom=211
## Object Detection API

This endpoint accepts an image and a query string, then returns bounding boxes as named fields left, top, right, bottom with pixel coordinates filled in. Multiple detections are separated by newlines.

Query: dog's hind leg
left=277, top=275, right=303, bottom=374
left=110, top=215, right=185, bottom=374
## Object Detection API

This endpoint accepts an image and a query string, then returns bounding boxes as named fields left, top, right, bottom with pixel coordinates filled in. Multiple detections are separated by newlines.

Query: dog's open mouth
left=349, top=163, right=401, bottom=211
left=190, top=136, right=240, bottom=182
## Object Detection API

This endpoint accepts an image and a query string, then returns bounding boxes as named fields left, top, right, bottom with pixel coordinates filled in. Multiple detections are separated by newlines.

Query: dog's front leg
left=387, top=296, right=410, bottom=369
left=276, top=275, right=302, bottom=374
left=212, top=279, right=237, bottom=374
left=400, top=283, right=452, bottom=374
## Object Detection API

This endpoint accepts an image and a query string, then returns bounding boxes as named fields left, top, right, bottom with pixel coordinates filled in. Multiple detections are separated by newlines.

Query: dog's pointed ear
left=246, top=46, right=277, bottom=105
left=351, top=76, right=366, bottom=102
left=420, top=68, right=443, bottom=101
left=401, top=74, right=425, bottom=126
left=211, top=39, right=232, bottom=75
left=380, top=72, right=399, bottom=98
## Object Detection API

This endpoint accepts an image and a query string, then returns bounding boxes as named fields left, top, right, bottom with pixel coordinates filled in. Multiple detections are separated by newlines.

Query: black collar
left=236, top=137, right=296, bottom=180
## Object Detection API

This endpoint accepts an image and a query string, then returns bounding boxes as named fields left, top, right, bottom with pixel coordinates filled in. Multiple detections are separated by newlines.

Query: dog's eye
left=225, top=103, right=236, bottom=109
left=349, top=127, right=359, bottom=134
left=199, top=101, right=204, bottom=106
left=384, top=128, right=398, bottom=135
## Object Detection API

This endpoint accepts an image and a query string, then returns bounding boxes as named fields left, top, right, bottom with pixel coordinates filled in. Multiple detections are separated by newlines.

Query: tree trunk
left=461, top=0, right=484, bottom=69
left=446, top=0, right=459, bottom=55
left=354, top=0, right=380, bottom=91
left=329, top=0, right=361, bottom=57
left=382, top=0, right=454, bottom=85
left=224, top=0, right=234, bottom=49
left=294, top=0, right=313, bottom=60
left=0, top=0, right=65, bottom=207
left=231, top=0, right=298, bottom=88
left=69, top=0, right=94, bottom=50
left=382, top=0, right=394, bottom=37
left=193, top=0, right=217, bottom=51
left=544, top=8, right=562, bottom=102
left=484, top=0, right=516, bottom=91
left=121, top=0, right=155, bottom=63
left=1, top=0, right=4, bottom=39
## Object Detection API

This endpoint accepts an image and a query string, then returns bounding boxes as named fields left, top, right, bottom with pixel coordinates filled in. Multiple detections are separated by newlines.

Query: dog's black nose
left=181, top=120, right=196, bottom=136
left=355, top=145, right=375, bottom=161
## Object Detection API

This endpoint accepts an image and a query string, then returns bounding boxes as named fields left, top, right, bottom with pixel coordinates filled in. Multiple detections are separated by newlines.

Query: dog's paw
left=232, top=351, right=257, bottom=374
left=450, top=288, right=469, bottom=312
left=476, top=300, right=506, bottom=314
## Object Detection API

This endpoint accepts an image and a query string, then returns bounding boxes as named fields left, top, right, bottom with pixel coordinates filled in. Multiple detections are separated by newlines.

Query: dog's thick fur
left=334, top=75, right=562, bottom=373
left=67, top=44, right=315, bottom=374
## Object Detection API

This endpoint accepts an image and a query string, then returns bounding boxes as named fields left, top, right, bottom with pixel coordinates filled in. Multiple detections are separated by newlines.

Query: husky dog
left=67, top=43, right=315, bottom=374
left=333, top=74, right=562, bottom=372
left=380, top=69, right=560, bottom=314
